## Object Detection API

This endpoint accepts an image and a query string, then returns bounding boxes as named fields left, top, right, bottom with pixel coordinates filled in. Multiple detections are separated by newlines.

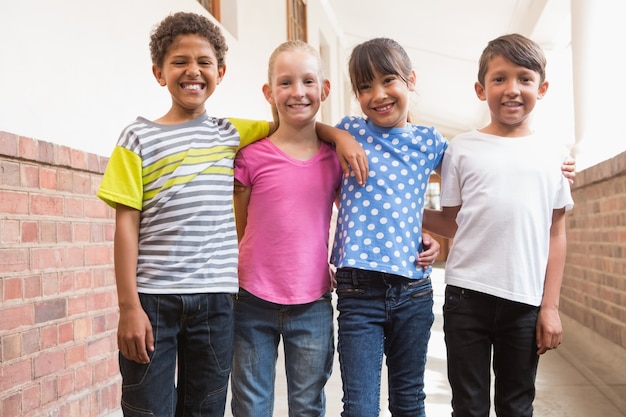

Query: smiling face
left=264, top=49, right=329, bottom=128
left=475, top=55, right=548, bottom=137
left=152, top=34, right=225, bottom=122
left=355, top=69, right=415, bottom=129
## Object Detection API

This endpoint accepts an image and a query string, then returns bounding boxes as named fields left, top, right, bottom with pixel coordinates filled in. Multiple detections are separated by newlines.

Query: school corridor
left=219, top=266, right=626, bottom=417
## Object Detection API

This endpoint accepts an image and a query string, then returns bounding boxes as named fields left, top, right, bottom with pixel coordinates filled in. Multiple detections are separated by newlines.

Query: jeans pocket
left=443, top=285, right=466, bottom=312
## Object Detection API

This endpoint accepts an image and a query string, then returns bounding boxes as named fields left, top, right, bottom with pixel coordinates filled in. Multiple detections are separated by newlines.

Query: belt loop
left=351, top=268, right=359, bottom=286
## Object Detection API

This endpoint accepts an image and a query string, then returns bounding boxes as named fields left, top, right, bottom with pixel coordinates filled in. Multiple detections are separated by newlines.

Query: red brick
left=56, top=222, right=71, bottom=242
left=0, top=359, right=32, bottom=392
left=0, top=248, right=29, bottom=273
left=1, top=392, right=21, bottom=417
left=4, top=276, right=23, bottom=300
left=40, top=167, right=57, bottom=190
left=0, top=304, right=33, bottom=331
left=0, top=159, right=20, bottom=186
left=39, top=221, right=56, bottom=243
left=0, top=190, right=28, bottom=214
left=57, top=169, right=73, bottom=192
left=34, top=298, right=66, bottom=324
left=85, top=245, right=112, bottom=266
left=57, top=145, right=72, bottom=168
left=59, top=271, right=75, bottom=293
left=24, top=274, right=42, bottom=299
left=66, top=246, right=85, bottom=268
left=32, top=247, right=65, bottom=271
left=41, top=325, right=58, bottom=349
left=21, top=164, right=39, bottom=188
left=70, top=149, right=88, bottom=171
left=72, top=172, right=91, bottom=194
left=85, top=198, right=109, bottom=219
left=22, top=328, right=41, bottom=355
left=75, top=269, right=91, bottom=290
left=21, top=221, right=38, bottom=243
left=1, top=219, right=20, bottom=244
left=33, top=349, right=65, bottom=378
left=58, top=322, right=74, bottom=344
left=30, top=193, right=64, bottom=216
left=39, top=141, right=55, bottom=165
left=41, top=272, right=60, bottom=296
left=65, top=196, right=84, bottom=217
left=57, top=371, right=74, bottom=396
left=74, top=317, right=92, bottom=340
left=87, top=336, right=112, bottom=360
left=0, top=131, right=19, bottom=157
left=18, top=136, right=38, bottom=161
left=40, top=377, right=57, bottom=405
left=66, top=344, right=86, bottom=367
left=73, top=222, right=90, bottom=242
left=22, top=384, right=41, bottom=413
left=2, top=332, right=22, bottom=361
left=74, top=364, right=93, bottom=390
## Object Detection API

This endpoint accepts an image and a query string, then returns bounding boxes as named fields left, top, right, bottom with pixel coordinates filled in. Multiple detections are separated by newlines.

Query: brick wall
left=0, top=131, right=119, bottom=417
left=563, top=150, right=626, bottom=349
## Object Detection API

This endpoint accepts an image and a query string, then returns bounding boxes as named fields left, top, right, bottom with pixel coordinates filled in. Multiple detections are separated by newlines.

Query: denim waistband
left=336, top=267, right=430, bottom=286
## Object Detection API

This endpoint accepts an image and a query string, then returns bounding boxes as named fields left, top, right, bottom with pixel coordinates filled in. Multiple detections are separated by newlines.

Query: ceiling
left=324, top=0, right=572, bottom=139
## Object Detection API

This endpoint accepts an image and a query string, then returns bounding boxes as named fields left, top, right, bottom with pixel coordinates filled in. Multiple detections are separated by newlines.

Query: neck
left=269, top=123, right=321, bottom=160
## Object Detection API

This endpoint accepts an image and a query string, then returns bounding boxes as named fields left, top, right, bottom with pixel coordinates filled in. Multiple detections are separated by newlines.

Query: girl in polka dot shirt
left=330, top=37, right=446, bottom=417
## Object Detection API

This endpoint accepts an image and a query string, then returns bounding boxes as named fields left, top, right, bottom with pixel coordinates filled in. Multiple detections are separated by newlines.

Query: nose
left=373, top=84, right=387, bottom=101
left=504, top=79, right=520, bottom=95
left=291, top=81, right=305, bottom=97
left=186, top=63, right=201, bottom=77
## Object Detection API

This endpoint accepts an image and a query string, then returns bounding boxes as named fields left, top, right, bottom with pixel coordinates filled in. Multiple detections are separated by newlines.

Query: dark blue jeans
left=335, top=268, right=434, bottom=417
left=118, top=293, right=234, bottom=417
left=443, top=285, right=540, bottom=417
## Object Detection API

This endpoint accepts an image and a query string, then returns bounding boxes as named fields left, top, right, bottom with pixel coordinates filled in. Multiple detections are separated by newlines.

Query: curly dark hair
left=149, top=11, right=228, bottom=68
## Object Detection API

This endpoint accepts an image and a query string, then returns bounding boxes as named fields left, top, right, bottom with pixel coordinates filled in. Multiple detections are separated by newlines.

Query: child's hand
left=333, top=130, right=369, bottom=186
left=417, top=233, right=440, bottom=269
left=562, top=158, right=576, bottom=185
left=536, top=306, right=563, bottom=355
left=117, top=306, right=154, bottom=364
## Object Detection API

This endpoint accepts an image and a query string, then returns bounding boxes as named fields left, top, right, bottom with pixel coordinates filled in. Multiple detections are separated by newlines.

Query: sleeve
left=234, top=148, right=252, bottom=187
left=96, top=146, right=144, bottom=210
left=439, top=144, right=462, bottom=207
left=227, top=118, right=271, bottom=149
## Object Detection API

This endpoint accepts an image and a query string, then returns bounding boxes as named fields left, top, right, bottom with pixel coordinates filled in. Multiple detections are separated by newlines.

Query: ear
left=408, top=69, right=417, bottom=91
left=152, top=65, right=166, bottom=86
left=537, top=80, right=549, bottom=100
left=321, top=79, right=331, bottom=101
left=474, top=81, right=487, bottom=101
left=262, top=83, right=273, bottom=104
left=217, top=64, right=226, bottom=85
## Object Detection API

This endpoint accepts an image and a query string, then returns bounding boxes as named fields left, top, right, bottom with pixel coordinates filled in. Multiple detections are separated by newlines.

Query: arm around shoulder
left=422, top=206, right=460, bottom=239
left=315, top=122, right=369, bottom=186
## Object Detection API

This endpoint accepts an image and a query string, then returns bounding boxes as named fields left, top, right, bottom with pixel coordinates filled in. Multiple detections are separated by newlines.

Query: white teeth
left=184, top=84, right=202, bottom=90
left=376, top=104, right=392, bottom=111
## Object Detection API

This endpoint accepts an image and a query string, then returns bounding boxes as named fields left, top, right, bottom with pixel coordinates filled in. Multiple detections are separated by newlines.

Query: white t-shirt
left=440, top=129, right=574, bottom=306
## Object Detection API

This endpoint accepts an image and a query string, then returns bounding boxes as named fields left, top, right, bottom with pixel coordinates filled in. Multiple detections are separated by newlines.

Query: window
left=287, top=0, right=307, bottom=41
left=198, top=0, right=220, bottom=21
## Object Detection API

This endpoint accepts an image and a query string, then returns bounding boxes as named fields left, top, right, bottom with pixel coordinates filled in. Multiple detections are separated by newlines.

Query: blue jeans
left=443, top=285, right=540, bottom=417
left=335, top=268, right=434, bottom=417
left=230, top=289, right=334, bottom=417
left=118, top=293, right=234, bottom=417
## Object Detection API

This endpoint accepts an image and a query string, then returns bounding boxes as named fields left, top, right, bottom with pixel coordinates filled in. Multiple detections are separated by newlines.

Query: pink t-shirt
left=234, top=138, right=342, bottom=304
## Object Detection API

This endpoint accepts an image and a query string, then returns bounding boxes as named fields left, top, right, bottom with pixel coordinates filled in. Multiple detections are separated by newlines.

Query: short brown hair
left=477, top=33, right=546, bottom=85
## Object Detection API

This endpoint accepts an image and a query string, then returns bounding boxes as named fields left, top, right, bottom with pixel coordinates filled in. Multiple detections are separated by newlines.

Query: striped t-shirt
left=97, top=113, right=269, bottom=294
